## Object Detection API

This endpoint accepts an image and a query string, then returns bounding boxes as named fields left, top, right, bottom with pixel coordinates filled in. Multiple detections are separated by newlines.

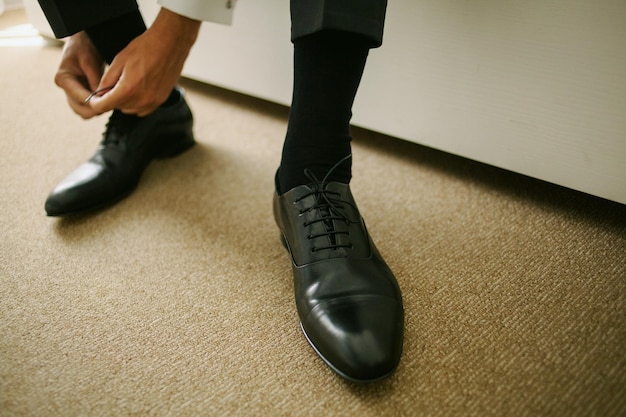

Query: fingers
left=87, top=35, right=181, bottom=116
left=53, top=32, right=107, bottom=118
left=89, top=86, right=163, bottom=117
left=88, top=84, right=128, bottom=114
left=83, top=86, right=115, bottom=104
left=89, top=77, right=167, bottom=117
left=55, top=72, right=101, bottom=119
left=87, top=63, right=126, bottom=114
left=83, top=62, right=104, bottom=93
left=55, top=63, right=167, bottom=118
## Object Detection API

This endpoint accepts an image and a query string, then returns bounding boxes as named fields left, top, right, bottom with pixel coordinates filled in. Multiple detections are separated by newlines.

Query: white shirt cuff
left=157, top=0, right=237, bottom=25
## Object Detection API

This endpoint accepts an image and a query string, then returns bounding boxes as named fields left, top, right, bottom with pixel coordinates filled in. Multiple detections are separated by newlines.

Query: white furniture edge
left=23, top=0, right=626, bottom=205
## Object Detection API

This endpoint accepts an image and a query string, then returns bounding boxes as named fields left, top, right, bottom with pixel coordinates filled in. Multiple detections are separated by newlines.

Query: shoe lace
left=295, top=154, right=361, bottom=253
left=102, top=110, right=139, bottom=146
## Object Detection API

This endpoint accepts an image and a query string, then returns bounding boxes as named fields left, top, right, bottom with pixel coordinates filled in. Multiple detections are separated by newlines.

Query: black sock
left=277, top=30, right=370, bottom=194
left=85, top=10, right=146, bottom=65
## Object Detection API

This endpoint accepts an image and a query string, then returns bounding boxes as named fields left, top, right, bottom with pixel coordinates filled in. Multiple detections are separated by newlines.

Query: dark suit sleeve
left=37, top=0, right=140, bottom=38
left=290, top=0, right=388, bottom=47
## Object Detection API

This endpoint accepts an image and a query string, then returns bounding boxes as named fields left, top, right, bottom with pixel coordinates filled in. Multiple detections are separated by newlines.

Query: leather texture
left=45, top=87, right=195, bottom=216
left=273, top=180, right=404, bottom=382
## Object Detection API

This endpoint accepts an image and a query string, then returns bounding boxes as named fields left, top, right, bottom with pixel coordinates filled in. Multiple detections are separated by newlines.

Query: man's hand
left=54, top=31, right=105, bottom=119
left=88, top=9, right=201, bottom=117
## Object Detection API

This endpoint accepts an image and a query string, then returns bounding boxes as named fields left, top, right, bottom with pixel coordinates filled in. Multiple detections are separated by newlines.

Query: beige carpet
left=2, top=8, right=626, bottom=417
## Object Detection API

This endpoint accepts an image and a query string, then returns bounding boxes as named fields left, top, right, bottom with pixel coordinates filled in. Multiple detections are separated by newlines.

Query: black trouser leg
left=84, top=10, right=146, bottom=65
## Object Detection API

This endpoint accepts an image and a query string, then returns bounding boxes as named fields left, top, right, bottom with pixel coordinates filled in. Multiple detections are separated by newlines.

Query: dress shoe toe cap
left=302, top=295, right=404, bottom=382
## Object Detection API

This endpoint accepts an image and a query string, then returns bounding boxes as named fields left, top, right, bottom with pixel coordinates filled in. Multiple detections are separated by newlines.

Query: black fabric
left=290, top=0, right=387, bottom=47
left=277, top=31, right=370, bottom=194
left=37, top=0, right=139, bottom=38
left=36, top=1, right=386, bottom=193
left=38, top=0, right=388, bottom=45
left=85, top=10, right=146, bottom=64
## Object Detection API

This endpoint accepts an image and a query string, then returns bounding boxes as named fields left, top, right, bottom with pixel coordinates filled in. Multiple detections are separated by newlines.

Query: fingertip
left=69, top=101, right=98, bottom=119
left=88, top=94, right=117, bottom=116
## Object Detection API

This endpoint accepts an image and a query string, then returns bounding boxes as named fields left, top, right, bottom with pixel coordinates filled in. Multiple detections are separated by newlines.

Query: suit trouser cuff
left=37, top=0, right=139, bottom=38
left=290, top=0, right=388, bottom=48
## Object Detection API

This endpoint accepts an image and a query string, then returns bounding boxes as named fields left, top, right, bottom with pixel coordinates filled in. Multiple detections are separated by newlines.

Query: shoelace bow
left=102, top=110, right=139, bottom=146
left=295, top=155, right=361, bottom=253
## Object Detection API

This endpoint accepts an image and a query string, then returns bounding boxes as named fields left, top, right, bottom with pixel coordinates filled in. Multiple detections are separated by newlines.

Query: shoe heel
left=156, top=121, right=196, bottom=158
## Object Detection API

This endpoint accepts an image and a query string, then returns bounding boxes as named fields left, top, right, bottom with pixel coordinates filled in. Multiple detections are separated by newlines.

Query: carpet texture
left=1, top=9, right=625, bottom=417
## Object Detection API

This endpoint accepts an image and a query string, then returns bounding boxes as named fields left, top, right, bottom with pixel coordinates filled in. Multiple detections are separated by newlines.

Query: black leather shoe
left=273, top=167, right=404, bottom=383
left=44, top=87, right=195, bottom=216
